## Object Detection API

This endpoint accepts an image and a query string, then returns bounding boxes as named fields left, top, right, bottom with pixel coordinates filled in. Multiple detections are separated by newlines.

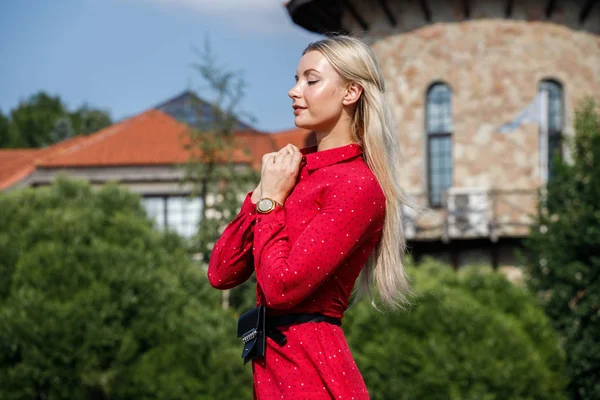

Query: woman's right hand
left=250, top=182, right=262, bottom=204
left=251, top=144, right=299, bottom=204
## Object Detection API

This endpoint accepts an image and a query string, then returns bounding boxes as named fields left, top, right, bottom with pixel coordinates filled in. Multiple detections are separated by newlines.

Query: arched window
left=539, top=80, right=563, bottom=180
left=426, top=82, right=453, bottom=207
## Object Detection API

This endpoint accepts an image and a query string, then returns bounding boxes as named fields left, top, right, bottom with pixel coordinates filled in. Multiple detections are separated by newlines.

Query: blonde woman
left=208, top=35, right=410, bottom=399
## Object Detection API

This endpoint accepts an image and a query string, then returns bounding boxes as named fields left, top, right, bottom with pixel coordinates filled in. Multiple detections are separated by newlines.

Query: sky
left=0, top=0, right=322, bottom=132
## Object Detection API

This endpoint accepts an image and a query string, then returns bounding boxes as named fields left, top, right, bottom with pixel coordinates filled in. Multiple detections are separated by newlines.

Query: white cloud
left=145, top=0, right=297, bottom=35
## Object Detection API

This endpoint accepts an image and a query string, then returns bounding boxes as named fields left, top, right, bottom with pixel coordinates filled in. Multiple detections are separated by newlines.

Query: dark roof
left=154, top=90, right=256, bottom=131
left=286, top=0, right=600, bottom=35
left=286, top=0, right=344, bottom=35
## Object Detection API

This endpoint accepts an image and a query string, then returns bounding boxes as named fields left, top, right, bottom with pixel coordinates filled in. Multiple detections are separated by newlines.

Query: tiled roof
left=39, top=109, right=276, bottom=168
left=0, top=149, right=39, bottom=190
left=0, top=106, right=317, bottom=190
left=271, top=127, right=316, bottom=149
left=0, top=135, right=91, bottom=190
left=40, top=110, right=190, bottom=167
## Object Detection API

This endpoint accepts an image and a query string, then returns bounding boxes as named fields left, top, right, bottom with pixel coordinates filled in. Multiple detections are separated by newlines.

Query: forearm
left=207, top=191, right=258, bottom=289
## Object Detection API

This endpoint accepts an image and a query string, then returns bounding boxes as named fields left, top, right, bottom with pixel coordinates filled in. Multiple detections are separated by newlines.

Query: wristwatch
left=256, top=197, right=283, bottom=214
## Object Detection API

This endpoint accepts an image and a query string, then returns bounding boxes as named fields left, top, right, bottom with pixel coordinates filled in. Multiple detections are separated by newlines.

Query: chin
left=294, top=116, right=322, bottom=131
left=294, top=117, right=313, bottom=130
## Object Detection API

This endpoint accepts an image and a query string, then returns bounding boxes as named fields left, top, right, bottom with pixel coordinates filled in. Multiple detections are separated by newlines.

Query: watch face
left=258, top=198, right=274, bottom=212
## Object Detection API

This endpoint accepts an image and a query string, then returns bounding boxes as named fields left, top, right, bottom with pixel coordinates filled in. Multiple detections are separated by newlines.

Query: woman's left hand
left=260, top=144, right=303, bottom=205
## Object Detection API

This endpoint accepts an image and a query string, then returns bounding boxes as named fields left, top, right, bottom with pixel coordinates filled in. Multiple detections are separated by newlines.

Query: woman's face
left=288, top=50, right=346, bottom=131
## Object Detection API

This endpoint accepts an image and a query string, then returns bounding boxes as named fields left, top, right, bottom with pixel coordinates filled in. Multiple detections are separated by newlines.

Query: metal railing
left=403, top=188, right=540, bottom=242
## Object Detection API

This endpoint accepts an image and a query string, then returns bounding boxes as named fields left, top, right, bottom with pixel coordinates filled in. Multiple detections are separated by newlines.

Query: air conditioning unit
left=447, top=187, right=489, bottom=238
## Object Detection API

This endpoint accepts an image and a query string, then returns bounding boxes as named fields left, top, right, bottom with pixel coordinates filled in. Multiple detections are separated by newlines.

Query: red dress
left=208, top=143, right=386, bottom=399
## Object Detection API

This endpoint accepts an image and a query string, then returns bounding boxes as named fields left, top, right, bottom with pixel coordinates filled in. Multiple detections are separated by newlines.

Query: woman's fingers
left=261, top=152, right=278, bottom=176
left=262, top=152, right=276, bottom=163
left=262, top=152, right=279, bottom=166
left=281, top=152, right=293, bottom=168
left=278, top=143, right=300, bottom=155
left=270, top=151, right=299, bottom=174
left=291, top=151, right=302, bottom=168
left=263, top=144, right=302, bottom=174
left=278, top=146, right=292, bottom=155
left=282, top=144, right=294, bottom=152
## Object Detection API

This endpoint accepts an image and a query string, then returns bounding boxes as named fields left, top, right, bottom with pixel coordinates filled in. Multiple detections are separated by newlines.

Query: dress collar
left=300, top=142, right=364, bottom=171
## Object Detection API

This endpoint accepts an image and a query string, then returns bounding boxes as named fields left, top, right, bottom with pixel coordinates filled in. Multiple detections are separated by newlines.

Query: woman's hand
left=251, top=144, right=300, bottom=204
left=250, top=182, right=262, bottom=204
left=258, top=144, right=302, bottom=205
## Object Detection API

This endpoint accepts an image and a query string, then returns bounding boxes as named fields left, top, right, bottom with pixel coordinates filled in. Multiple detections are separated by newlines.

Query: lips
left=293, top=105, right=307, bottom=115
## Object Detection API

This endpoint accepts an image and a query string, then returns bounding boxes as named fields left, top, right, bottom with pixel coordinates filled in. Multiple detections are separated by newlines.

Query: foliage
left=0, top=178, right=252, bottom=399
left=344, top=259, right=567, bottom=400
left=183, top=38, right=260, bottom=311
left=50, top=116, right=75, bottom=143
left=0, top=109, right=16, bottom=148
left=69, top=104, right=113, bottom=135
left=523, top=98, right=600, bottom=400
left=9, top=91, right=66, bottom=147
left=1, top=91, right=112, bottom=149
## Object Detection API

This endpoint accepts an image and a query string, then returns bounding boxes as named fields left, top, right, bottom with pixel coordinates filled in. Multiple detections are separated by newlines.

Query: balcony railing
left=403, top=188, right=540, bottom=242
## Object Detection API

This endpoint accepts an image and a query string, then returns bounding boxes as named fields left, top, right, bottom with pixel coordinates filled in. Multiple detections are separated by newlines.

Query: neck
left=315, top=112, right=356, bottom=152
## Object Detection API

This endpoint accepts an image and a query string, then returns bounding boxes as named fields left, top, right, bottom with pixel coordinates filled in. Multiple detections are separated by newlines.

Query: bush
left=524, top=98, right=600, bottom=400
left=344, top=260, right=567, bottom=400
left=0, top=177, right=252, bottom=399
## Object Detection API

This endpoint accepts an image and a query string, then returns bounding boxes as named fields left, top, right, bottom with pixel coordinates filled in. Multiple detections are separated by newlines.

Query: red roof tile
left=41, top=110, right=191, bottom=167
left=271, top=127, right=316, bottom=149
left=0, top=111, right=322, bottom=190
left=40, top=110, right=280, bottom=169
left=0, top=150, right=39, bottom=190
left=0, top=135, right=92, bottom=190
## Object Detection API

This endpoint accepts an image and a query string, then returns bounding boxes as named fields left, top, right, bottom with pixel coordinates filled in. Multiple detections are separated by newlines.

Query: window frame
left=539, top=79, right=564, bottom=180
left=141, top=194, right=204, bottom=239
left=425, top=82, right=454, bottom=208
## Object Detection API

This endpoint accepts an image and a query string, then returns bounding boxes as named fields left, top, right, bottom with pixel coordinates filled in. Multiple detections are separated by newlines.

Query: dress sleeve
left=207, top=191, right=257, bottom=290
left=252, top=178, right=386, bottom=310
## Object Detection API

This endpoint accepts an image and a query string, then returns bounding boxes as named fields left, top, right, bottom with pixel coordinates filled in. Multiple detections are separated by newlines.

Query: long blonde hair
left=304, top=35, right=412, bottom=310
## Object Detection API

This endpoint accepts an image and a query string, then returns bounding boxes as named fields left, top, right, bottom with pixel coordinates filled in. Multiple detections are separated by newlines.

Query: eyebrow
left=294, top=68, right=320, bottom=80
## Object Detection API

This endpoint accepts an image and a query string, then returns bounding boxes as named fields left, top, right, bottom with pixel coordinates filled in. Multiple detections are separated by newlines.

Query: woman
left=208, top=35, right=410, bottom=399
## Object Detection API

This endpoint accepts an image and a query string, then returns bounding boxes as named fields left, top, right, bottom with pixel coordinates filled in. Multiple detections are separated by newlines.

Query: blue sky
left=0, top=0, right=322, bottom=132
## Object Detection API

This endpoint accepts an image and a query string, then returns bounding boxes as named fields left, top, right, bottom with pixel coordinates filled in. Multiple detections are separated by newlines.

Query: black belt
left=237, top=305, right=341, bottom=365
left=266, top=312, right=342, bottom=345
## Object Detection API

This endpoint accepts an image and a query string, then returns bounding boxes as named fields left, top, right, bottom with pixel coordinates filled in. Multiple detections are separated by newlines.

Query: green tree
left=184, top=39, right=260, bottom=311
left=70, top=104, right=112, bottom=135
left=0, top=177, right=252, bottom=399
left=9, top=91, right=67, bottom=148
left=0, top=109, right=13, bottom=148
left=523, top=98, right=600, bottom=400
left=344, top=260, right=567, bottom=400
left=50, top=116, right=75, bottom=143
left=2, top=92, right=113, bottom=149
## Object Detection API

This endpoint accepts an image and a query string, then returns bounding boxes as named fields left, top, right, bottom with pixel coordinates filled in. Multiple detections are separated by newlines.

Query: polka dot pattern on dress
left=208, top=143, right=382, bottom=400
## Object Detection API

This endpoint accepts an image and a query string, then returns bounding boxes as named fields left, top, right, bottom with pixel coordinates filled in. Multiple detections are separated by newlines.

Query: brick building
left=287, top=0, right=600, bottom=269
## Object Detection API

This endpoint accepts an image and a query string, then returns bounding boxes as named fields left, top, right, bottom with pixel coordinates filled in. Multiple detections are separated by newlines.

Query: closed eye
left=307, top=80, right=319, bottom=85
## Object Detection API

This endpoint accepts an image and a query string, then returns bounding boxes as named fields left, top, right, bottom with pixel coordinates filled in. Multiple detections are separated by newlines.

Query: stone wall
left=367, top=19, right=600, bottom=238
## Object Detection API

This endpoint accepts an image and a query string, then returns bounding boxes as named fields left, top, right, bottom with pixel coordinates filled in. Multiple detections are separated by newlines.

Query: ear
left=342, top=82, right=363, bottom=107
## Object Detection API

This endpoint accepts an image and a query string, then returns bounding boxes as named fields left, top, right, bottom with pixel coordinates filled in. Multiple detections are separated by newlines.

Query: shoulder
left=325, top=160, right=386, bottom=214
left=328, top=157, right=383, bottom=190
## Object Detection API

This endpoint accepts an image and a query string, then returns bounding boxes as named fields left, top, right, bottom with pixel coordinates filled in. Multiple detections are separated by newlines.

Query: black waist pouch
left=237, top=306, right=335, bottom=365
left=237, top=305, right=266, bottom=365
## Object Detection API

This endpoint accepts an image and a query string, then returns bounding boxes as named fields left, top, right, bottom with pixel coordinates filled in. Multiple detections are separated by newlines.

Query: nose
left=288, top=82, right=301, bottom=100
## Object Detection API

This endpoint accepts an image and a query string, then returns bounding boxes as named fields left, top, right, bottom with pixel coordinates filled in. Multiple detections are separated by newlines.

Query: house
left=0, top=92, right=313, bottom=238
left=286, top=0, right=600, bottom=269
